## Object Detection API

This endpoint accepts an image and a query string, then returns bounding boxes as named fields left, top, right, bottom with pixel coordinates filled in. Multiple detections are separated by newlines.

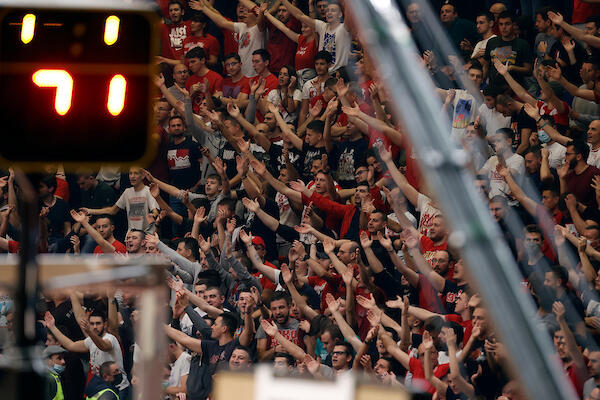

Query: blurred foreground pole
left=345, top=0, right=576, bottom=399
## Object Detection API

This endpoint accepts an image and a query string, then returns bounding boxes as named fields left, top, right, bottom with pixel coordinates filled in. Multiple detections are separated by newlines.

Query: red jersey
left=295, top=35, right=318, bottom=71
left=161, top=21, right=192, bottom=59
left=444, top=314, right=473, bottom=347
left=409, top=358, right=450, bottom=394
left=221, top=76, right=251, bottom=99
left=94, top=240, right=127, bottom=254
left=537, top=100, right=570, bottom=129
left=180, top=34, right=220, bottom=60
left=186, top=70, right=224, bottom=113
left=222, top=18, right=238, bottom=55
left=266, top=16, right=300, bottom=73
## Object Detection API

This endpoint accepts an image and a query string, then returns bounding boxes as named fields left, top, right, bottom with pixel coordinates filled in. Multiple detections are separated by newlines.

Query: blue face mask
left=52, top=364, right=65, bottom=374
left=538, top=130, right=551, bottom=143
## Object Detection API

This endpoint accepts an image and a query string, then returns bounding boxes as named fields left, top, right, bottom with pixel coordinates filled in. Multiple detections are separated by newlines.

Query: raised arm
left=325, top=294, right=363, bottom=353
left=250, top=159, right=302, bottom=203
left=548, top=11, right=600, bottom=49
left=280, top=0, right=315, bottom=29
left=70, top=210, right=115, bottom=254
left=264, top=11, right=299, bottom=43
left=494, top=59, right=537, bottom=106
left=43, top=312, right=88, bottom=353
left=189, top=0, right=235, bottom=31
left=404, top=228, right=445, bottom=291
left=260, top=319, right=307, bottom=360
left=497, top=165, right=538, bottom=216
left=165, top=324, right=203, bottom=354
left=423, top=332, right=448, bottom=396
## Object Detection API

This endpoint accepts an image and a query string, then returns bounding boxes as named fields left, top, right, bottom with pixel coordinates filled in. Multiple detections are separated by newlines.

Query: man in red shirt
left=70, top=211, right=126, bottom=255
left=184, top=47, right=224, bottom=113
left=250, top=49, right=279, bottom=120
left=266, top=3, right=300, bottom=74
left=217, top=53, right=251, bottom=107
left=181, top=13, right=220, bottom=68
left=161, top=0, right=192, bottom=59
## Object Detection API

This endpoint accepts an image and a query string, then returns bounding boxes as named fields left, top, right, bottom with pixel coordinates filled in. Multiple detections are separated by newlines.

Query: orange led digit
left=21, top=14, right=36, bottom=44
left=104, top=15, right=120, bottom=45
left=32, top=69, right=73, bottom=115
left=107, top=74, right=126, bottom=116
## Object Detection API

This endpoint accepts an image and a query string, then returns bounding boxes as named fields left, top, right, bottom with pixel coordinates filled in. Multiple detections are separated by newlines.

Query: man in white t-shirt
left=281, top=0, right=350, bottom=72
left=479, top=128, right=525, bottom=206
left=471, top=12, right=496, bottom=62
left=478, top=85, right=510, bottom=137
left=191, top=0, right=266, bottom=77
left=44, top=310, right=130, bottom=394
left=82, top=167, right=160, bottom=232
left=166, top=339, right=191, bottom=399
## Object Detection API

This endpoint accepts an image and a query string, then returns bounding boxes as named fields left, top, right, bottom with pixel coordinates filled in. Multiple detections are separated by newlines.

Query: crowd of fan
left=4, top=0, right=600, bottom=399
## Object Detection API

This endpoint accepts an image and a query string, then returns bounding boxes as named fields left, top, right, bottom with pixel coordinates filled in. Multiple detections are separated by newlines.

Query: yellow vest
left=49, top=371, right=64, bottom=400
left=87, top=388, right=119, bottom=400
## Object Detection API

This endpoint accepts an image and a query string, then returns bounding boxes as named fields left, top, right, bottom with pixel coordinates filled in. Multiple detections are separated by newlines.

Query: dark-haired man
left=559, top=140, right=600, bottom=207
left=255, top=292, right=301, bottom=361
left=483, top=11, right=532, bottom=89
left=38, top=175, right=71, bottom=253
left=165, top=312, right=240, bottom=400
left=44, top=311, right=129, bottom=394
left=161, top=0, right=192, bottom=59
left=185, top=47, right=224, bottom=114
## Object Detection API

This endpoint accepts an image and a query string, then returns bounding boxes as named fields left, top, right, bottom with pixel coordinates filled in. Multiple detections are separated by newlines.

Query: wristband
left=538, top=122, right=548, bottom=130
left=536, top=116, right=543, bottom=123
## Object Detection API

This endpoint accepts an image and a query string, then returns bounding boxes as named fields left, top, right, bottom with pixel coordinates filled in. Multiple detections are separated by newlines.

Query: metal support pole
left=345, top=1, right=577, bottom=399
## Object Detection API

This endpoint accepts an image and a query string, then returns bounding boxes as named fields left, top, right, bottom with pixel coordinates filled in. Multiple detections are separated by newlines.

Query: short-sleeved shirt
left=84, top=333, right=129, bottom=391
left=484, top=36, right=532, bottom=88
left=45, top=197, right=70, bottom=238
left=296, top=34, right=318, bottom=71
left=167, top=136, right=203, bottom=189
left=186, top=70, right=224, bottom=114
left=329, top=138, right=368, bottom=188
left=181, top=34, right=220, bottom=60
left=93, top=239, right=127, bottom=255
left=168, top=351, right=191, bottom=388
left=221, top=76, right=250, bottom=100
left=509, top=106, right=537, bottom=153
left=233, top=23, right=266, bottom=77
left=161, top=21, right=192, bottom=58
left=115, top=186, right=160, bottom=231
left=187, top=339, right=238, bottom=400
left=417, top=194, right=441, bottom=238
left=313, top=20, right=351, bottom=72
left=565, top=165, right=600, bottom=208
left=299, top=142, right=327, bottom=180
left=267, top=89, right=302, bottom=123
left=255, top=318, right=301, bottom=349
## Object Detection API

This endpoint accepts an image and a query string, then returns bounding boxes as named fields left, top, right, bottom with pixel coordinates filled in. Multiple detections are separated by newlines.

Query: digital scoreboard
left=0, top=4, right=159, bottom=169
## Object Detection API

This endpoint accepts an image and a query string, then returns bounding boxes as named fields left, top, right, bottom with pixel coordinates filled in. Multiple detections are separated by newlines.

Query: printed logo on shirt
left=129, top=197, right=147, bottom=221
left=491, top=46, right=517, bottom=66
left=168, top=149, right=192, bottom=170
left=323, top=32, right=337, bottom=63
left=169, top=26, right=188, bottom=50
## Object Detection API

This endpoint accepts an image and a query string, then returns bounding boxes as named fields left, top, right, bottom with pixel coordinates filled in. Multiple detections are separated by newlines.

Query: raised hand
left=294, top=223, right=313, bottom=234
left=561, top=37, right=575, bottom=52
left=322, top=237, right=335, bottom=254
left=261, top=319, right=279, bottom=337
left=335, top=78, right=349, bottom=98
left=557, top=161, right=571, bottom=178
left=308, top=100, right=324, bottom=118
left=401, top=227, right=420, bottom=249
left=325, top=293, right=340, bottom=312
left=239, top=229, right=252, bottom=245
left=249, top=159, right=266, bottom=176
left=166, top=275, right=185, bottom=292
left=446, top=327, right=457, bottom=347
left=70, top=209, right=88, bottom=224
left=356, top=294, right=376, bottom=310
left=79, top=317, right=91, bottom=335
left=267, top=102, right=279, bottom=115
left=194, top=207, right=207, bottom=224
left=547, top=64, right=562, bottom=81
left=288, top=76, right=297, bottom=90
left=385, top=296, right=403, bottom=309
left=226, top=217, right=236, bottom=235
left=227, top=102, right=241, bottom=118
left=288, top=180, right=306, bottom=193
left=197, top=233, right=210, bottom=253
left=376, top=231, right=393, bottom=251
left=341, top=267, right=354, bottom=287
left=44, top=311, right=55, bottom=328
left=39, top=206, right=50, bottom=219
left=374, top=142, right=392, bottom=163
left=241, top=197, right=260, bottom=213
left=366, top=308, right=382, bottom=327
left=359, top=231, right=372, bottom=249
left=547, top=11, right=563, bottom=26
left=553, top=301, right=566, bottom=321
left=522, top=103, right=541, bottom=121
left=422, top=331, right=434, bottom=351
left=212, top=157, right=226, bottom=176
left=493, top=58, right=509, bottom=75
left=281, top=263, right=293, bottom=284
left=341, top=103, right=360, bottom=118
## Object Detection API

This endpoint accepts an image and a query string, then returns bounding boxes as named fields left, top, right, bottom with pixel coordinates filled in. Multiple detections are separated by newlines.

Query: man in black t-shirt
left=494, top=94, right=537, bottom=154
left=167, top=115, right=203, bottom=233
left=165, top=313, right=240, bottom=400
left=483, top=11, right=532, bottom=90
